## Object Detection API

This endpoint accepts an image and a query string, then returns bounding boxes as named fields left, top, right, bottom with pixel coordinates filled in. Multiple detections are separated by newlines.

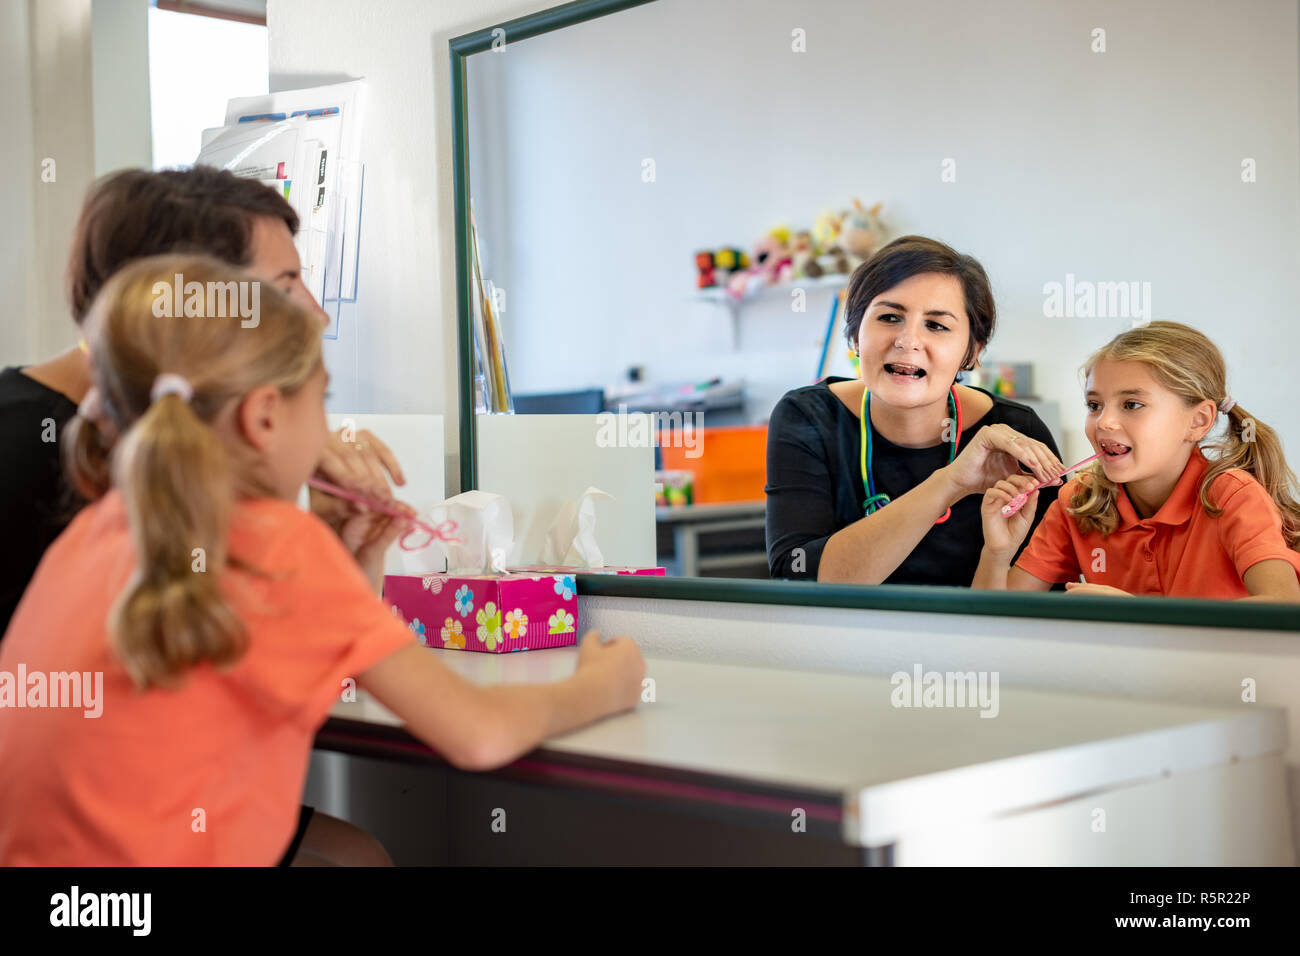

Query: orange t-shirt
left=0, top=490, right=415, bottom=865
left=1015, top=446, right=1300, bottom=598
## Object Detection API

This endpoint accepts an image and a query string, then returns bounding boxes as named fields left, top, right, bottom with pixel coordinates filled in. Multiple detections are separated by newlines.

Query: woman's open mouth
left=1100, top=439, right=1131, bottom=461
left=884, top=363, right=927, bottom=383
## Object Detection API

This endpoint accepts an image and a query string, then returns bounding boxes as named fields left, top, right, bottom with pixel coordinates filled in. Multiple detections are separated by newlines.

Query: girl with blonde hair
left=0, top=254, right=644, bottom=865
left=975, top=321, right=1300, bottom=601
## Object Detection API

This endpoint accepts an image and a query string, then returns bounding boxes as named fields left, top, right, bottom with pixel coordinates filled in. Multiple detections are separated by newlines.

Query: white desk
left=655, top=501, right=766, bottom=576
left=322, top=647, right=1292, bottom=865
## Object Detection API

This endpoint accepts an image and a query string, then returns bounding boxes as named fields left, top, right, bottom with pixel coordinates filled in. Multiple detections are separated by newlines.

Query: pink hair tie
left=1219, top=396, right=1236, bottom=414
left=151, top=373, right=193, bottom=404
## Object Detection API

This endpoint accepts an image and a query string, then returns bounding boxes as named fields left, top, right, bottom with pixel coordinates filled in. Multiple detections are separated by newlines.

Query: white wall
left=0, top=0, right=96, bottom=368
left=91, top=0, right=151, bottom=176
left=268, top=0, right=552, bottom=494
left=0, top=0, right=40, bottom=367
left=468, top=0, right=1300, bottom=465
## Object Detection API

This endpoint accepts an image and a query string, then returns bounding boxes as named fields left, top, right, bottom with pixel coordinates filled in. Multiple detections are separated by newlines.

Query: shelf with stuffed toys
left=693, top=272, right=849, bottom=306
left=691, top=199, right=885, bottom=350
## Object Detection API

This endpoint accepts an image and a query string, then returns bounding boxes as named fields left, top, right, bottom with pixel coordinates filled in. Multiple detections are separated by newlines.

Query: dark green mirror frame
left=450, top=0, right=658, bottom=498
left=448, top=0, right=1300, bottom=633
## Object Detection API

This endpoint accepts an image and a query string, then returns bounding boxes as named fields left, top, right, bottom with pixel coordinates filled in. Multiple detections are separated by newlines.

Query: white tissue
left=539, top=486, right=613, bottom=568
left=398, top=489, right=513, bottom=575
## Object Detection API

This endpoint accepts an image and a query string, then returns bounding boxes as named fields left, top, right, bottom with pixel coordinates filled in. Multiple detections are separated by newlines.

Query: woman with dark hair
left=2, top=166, right=405, bottom=637
left=765, top=235, right=1067, bottom=586
left=0, top=166, right=407, bottom=865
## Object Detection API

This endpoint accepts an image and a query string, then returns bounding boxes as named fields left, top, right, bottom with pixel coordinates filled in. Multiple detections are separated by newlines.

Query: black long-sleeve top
left=765, top=378, right=1063, bottom=585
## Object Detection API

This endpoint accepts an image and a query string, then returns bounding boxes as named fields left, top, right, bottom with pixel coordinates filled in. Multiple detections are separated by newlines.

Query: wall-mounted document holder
left=199, top=79, right=367, bottom=341
left=319, top=158, right=364, bottom=339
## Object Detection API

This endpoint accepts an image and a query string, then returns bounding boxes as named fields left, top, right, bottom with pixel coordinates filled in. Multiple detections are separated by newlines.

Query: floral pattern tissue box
left=384, top=572, right=580, bottom=654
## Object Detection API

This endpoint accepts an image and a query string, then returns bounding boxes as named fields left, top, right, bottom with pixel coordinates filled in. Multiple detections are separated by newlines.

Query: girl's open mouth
left=884, top=363, right=926, bottom=383
left=1100, top=440, right=1131, bottom=461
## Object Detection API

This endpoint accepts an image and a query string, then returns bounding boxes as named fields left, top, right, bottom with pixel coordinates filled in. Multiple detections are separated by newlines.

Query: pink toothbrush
left=1000, top=451, right=1104, bottom=517
left=307, top=477, right=460, bottom=550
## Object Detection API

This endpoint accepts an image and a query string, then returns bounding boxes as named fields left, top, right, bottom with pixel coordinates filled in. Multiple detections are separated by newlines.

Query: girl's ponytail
left=108, top=388, right=245, bottom=689
left=1203, top=404, right=1300, bottom=551
left=76, top=252, right=323, bottom=689
left=63, top=397, right=114, bottom=503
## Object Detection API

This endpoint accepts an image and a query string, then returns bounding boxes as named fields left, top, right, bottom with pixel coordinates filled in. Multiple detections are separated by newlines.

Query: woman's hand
left=307, top=426, right=417, bottom=590
left=981, top=473, right=1050, bottom=557
left=1065, top=582, right=1133, bottom=597
left=310, top=427, right=407, bottom=525
left=944, top=423, right=1065, bottom=500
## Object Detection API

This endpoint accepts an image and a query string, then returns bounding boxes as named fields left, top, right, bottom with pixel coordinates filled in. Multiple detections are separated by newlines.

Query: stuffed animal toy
left=700, top=201, right=884, bottom=295
left=714, top=247, right=747, bottom=272
left=695, top=247, right=748, bottom=289
left=811, top=210, right=842, bottom=249
left=695, top=251, right=716, bottom=289
left=811, top=210, right=842, bottom=251
left=841, top=199, right=886, bottom=266
left=756, top=233, right=792, bottom=286
left=728, top=229, right=791, bottom=299
left=785, top=230, right=822, bottom=280
left=820, top=243, right=851, bottom=275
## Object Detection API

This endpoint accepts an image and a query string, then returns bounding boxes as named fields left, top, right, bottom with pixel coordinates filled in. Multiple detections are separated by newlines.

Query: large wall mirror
left=449, top=0, right=1300, bottom=630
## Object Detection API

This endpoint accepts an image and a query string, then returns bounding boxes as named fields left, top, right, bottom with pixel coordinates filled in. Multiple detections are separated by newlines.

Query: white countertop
left=328, top=647, right=1286, bottom=845
left=655, top=501, right=765, bottom=522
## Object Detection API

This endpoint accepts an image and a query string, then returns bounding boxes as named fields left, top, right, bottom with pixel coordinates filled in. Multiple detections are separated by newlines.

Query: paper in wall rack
left=196, top=79, right=366, bottom=340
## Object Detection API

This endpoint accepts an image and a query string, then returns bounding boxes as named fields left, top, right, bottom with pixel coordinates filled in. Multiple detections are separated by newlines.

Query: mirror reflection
left=463, top=0, right=1300, bottom=601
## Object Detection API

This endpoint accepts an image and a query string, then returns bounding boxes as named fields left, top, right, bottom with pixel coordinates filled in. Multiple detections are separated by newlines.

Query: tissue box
left=384, top=572, right=580, bottom=654
left=508, top=565, right=666, bottom=577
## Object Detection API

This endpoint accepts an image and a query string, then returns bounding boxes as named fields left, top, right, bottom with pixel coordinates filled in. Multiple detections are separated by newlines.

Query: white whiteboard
left=476, top=414, right=655, bottom=568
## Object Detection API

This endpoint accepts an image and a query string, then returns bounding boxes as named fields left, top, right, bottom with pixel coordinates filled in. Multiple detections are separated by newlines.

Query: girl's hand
left=944, top=424, right=1065, bottom=500
left=337, top=503, right=416, bottom=592
left=1065, top=582, right=1133, bottom=597
left=310, top=428, right=407, bottom=525
left=575, top=630, right=646, bottom=715
left=981, top=473, right=1046, bottom=557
